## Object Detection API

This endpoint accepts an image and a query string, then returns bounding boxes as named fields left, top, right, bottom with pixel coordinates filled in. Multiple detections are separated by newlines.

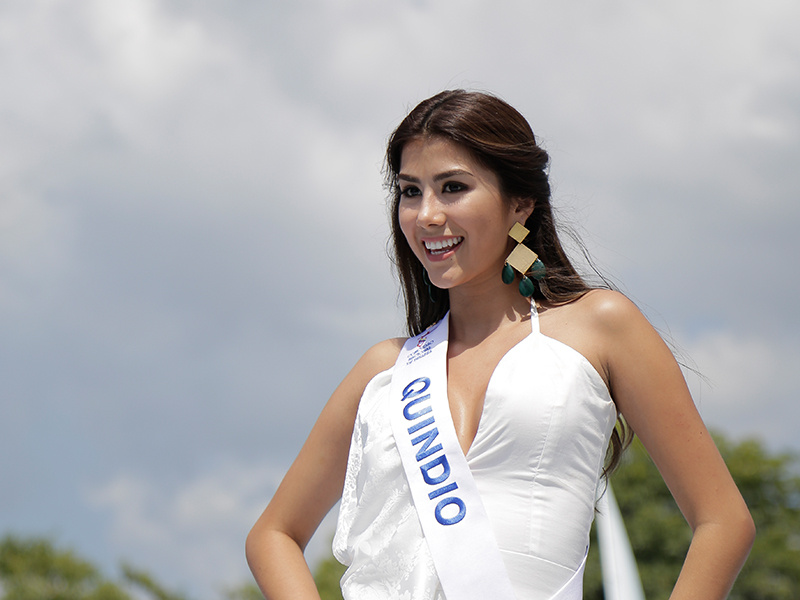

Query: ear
left=510, top=198, right=535, bottom=224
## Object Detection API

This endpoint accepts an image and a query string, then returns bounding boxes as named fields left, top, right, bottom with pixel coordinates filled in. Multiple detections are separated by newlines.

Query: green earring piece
left=519, top=276, right=535, bottom=297
left=501, top=222, right=546, bottom=297
left=501, top=263, right=515, bottom=284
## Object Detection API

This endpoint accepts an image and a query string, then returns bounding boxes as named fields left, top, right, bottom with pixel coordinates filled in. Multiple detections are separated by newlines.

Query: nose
left=416, top=190, right=446, bottom=228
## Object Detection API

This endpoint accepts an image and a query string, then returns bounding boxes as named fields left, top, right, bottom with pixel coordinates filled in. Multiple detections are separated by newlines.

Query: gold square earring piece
left=505, top=223, right=538, bottom=274
left=502, top=221, right=546, bottom=297
left=508, top=222, right=529, bottom=243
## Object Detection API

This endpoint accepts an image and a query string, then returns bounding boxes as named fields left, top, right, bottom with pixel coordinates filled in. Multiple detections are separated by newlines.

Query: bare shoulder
left=575, top=289, right=667, bottom=358
left=576, top=288, right=650, bottom=332
left=315, top=337, right=405, bottom=441
left=355, top=337, right=405, bottom=376
left=366, top=336, right=407, bottom=363
left=340, top=337, right=405, bottom=399
left=539, top=288, right=648, bottom=339
left=577, top=290, right=681, bottom=401
left=538, top=289, right=659, bottom=386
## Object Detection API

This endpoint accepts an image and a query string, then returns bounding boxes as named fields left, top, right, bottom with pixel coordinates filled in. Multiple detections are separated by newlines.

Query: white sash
left=389, top=314, right=517, bottom=600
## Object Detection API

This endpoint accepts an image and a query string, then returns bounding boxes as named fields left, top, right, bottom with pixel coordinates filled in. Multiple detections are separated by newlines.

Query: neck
left=446, top=278, right=532, bottom=347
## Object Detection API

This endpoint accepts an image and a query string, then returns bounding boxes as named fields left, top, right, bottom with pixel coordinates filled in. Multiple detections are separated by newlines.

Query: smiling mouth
left=424, top=237, right=464, bottom=255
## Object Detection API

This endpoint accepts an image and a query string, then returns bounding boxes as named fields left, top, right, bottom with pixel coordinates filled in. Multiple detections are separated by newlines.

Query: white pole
left=596, top=484, right=646, bottom=600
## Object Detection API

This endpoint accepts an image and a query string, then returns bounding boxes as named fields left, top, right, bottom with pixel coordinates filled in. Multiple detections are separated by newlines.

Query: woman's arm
left=245, top=338, right=404, bottom=600
left=593, top=291, right=755, bottom=600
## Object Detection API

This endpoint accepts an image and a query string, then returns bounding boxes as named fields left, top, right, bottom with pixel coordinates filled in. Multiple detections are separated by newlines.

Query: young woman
left=246, top=90, right=754, bottom=599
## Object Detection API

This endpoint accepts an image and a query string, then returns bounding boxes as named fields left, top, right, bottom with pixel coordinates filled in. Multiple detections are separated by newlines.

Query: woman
left=246, top=90, right=755, bottom=599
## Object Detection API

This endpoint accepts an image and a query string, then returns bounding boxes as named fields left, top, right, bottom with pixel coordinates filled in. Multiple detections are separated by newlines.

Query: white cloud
left=87, top=474, right=171, bottom=547
left=0, top=0, right=214, bottom=163
left=87, top=460, right=290, bottom=595
left=84, top=0, right=210, bottom=100
left=684, top=331, right=799, bottom=449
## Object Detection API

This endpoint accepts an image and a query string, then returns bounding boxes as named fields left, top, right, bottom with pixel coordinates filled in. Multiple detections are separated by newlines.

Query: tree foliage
left=584, top=433, right=800, bottom=600
left=0, top=536, right=264, bottom=600
left=718, top=436, right=800, bottom=599
left=0, top=536, right=130, bottom=600
left=313, top=554, right=346, bottom=600
left=220, top=583, right=264, bottom=600
left=120, top=564, right=186, bottom=600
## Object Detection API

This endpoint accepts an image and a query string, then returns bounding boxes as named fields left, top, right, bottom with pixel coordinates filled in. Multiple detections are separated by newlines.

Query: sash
left=389, top=314, right=516, bottom=600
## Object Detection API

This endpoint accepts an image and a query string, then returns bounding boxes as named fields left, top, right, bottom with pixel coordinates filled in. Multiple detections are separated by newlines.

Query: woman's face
left=397, top=137, right=533, bottom=292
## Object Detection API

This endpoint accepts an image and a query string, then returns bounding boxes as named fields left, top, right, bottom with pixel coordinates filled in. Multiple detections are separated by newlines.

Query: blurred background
left=1, top=1, right=798, bottom=598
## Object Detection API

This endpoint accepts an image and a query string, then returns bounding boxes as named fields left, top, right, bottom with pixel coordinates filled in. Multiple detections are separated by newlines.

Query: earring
left=422, top=269, right=437, bottom=302
left=501, top=222, right=546, bottom=298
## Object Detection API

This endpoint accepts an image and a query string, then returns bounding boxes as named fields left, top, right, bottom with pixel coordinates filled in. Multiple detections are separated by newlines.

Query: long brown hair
left=385, top=89, right=631, bottom=474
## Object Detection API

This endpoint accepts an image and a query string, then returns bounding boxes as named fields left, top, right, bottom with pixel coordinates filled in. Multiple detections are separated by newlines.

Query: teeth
left=424, top=237, right=463, bottom=252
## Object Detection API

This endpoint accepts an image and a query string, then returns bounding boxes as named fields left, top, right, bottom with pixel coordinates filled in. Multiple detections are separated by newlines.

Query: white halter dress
left=333, top=305, right=617, bottom=599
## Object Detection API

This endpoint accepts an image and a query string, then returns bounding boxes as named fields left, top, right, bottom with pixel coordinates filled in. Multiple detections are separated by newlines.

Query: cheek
left=397, top=206, right=420, bottom=253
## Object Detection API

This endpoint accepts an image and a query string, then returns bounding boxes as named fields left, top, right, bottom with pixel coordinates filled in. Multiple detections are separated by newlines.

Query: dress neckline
left=444, top=304, right=537, bottom=457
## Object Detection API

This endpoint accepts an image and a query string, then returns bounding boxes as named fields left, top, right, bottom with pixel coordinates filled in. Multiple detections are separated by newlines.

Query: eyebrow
left=397, top=169, right=474, bottom=183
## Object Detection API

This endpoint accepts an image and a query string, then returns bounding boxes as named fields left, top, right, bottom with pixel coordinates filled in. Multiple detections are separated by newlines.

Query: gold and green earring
left=501, top=222, right=546, bottom=297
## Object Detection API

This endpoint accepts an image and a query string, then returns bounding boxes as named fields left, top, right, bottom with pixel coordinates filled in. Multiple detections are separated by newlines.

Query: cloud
left=684, top=331, right=799, bottom=450
left=87, top=459, right=289, bottom=595
left=84, top=0, right=210, bottom=100
left=1, top=0, right=798, bottom=597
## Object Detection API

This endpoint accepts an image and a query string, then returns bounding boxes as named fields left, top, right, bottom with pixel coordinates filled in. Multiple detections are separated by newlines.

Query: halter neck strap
left=531, top=300, right=541, bottom=335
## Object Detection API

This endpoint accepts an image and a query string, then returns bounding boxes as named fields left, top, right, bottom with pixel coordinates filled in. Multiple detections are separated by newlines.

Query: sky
left=1, top=0, right=798, bottom=597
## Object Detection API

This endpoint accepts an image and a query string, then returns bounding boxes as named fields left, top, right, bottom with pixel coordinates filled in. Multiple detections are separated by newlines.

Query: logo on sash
left=405, top=321, right=440, bottom=364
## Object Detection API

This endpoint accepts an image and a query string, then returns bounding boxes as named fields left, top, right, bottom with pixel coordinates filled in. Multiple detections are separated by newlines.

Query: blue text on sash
left=401, top=377, right=466, bottom=526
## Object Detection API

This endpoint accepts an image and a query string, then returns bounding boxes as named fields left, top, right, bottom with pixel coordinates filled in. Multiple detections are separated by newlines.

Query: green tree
left=120, top=564, right=186, bottom=600
left=0, top=536, right=233, bottom=600
left=0, top=534, right=267, bottom=600
left=583, top=434, right=800, bottom=600
left=221, top=582, right=264, bottom=600
left=718, top=437, right=800, bottom=599
left=314, top=553, right=346, bottom=600
left=0, top=536, right=131, bottom=600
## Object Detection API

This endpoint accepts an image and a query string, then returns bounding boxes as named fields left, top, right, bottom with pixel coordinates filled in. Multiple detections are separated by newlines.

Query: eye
left=443, top=181, right=466, bottom=194
left=400, top=185, right=421, bottom=198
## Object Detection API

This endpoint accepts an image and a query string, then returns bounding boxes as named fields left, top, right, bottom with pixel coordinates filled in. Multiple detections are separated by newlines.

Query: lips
left=423, top=236, right=464, bottom=255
